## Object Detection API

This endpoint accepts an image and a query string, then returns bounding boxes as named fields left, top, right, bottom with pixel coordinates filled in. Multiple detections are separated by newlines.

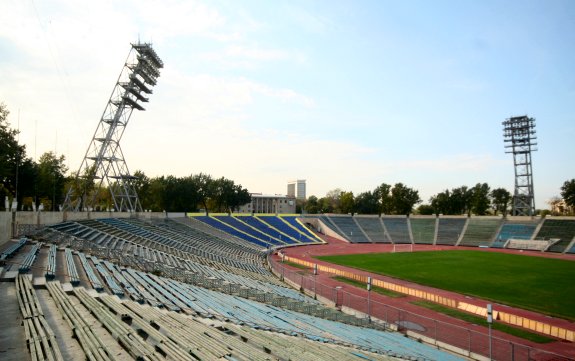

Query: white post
left=367, top=276, right=372, bottom=322
left=487, top=303, right=493, bottom=361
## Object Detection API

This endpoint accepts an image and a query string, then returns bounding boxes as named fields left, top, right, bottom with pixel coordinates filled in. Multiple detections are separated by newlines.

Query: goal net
left=392, top=243, right=413, bottom=253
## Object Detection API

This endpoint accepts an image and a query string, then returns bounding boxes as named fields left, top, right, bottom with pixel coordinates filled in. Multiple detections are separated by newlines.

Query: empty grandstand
left=0, top=233, right=464, bottom=361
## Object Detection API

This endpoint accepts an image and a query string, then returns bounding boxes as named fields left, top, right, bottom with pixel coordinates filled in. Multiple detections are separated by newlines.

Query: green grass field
left=316, top=250, right=575, bottom=320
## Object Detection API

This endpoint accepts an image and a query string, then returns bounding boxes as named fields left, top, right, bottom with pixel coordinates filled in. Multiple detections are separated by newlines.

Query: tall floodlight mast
left=63, top=43, right=163, bottom=212
left=502, top=115, right=537, bottom=216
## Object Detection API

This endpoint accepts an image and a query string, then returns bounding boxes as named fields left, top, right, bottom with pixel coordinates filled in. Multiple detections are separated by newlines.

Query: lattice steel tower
left=502, top=115, right=537, bottom=216
left=63, top=43, right=163, bottom=212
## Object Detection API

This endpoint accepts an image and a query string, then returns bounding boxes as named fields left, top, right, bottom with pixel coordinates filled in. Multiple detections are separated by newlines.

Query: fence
left=269, top=257, right=571, bottom=361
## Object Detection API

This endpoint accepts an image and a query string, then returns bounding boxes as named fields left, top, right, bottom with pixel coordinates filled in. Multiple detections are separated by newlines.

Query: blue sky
left=1, top=0, right=573, bottom=208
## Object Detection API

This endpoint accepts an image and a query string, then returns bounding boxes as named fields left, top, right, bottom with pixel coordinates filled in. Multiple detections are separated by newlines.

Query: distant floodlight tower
left=63, top=43, right=163, bottom=212
left=502, top=115, right=537, bottom=216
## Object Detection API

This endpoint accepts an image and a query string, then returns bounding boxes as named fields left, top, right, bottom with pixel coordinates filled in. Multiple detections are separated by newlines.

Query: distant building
left=237, top=193, right=296, bottom=214
left=287, top=179, right=306, bottom=200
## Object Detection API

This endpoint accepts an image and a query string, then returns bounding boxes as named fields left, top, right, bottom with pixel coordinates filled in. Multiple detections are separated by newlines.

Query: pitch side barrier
left=280, top=254, right=575, bottom=343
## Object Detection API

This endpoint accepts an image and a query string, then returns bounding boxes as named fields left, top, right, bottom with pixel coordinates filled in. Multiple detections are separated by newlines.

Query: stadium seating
left=194, top=215, right=271, bottom=247
left=459, top=217, right=502, bottom=247
left=256, top=215, right=319, bottom=243
left=355, top=216, right=389, bottom=243
left=236, top=215, right=301, bottom=244
left=409, top=217, right=436, bottom=244
left=535, top=219, right=575, bottom=253
left=2, top=238, right=464, bottom=361
left=328, top=216, right=371, bottom=243
left=381, top=217, right=411, bottom=244
left=492, top=222, right=538, bottom=247
left=436, top=218, right=467, bottom=245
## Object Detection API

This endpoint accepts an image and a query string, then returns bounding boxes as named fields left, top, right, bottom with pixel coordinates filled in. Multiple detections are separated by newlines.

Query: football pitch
left=316, top=250, right=575, bottom=320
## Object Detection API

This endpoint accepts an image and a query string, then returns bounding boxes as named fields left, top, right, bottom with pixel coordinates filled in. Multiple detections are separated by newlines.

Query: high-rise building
left=287, top=180, right=306, bottom=200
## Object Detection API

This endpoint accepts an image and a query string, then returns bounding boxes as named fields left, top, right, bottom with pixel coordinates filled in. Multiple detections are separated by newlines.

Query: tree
left=0, top=102, right=28, bottom=209
left=354, top=191, right=380, bottom=214
left=390, top=183, right=421, bottom=215
left=36, top=152, right=68, bottom=211
left=416, top=204, right=435, bottom=215
left=339, top=191, right=355, bottom=214
left=373, top=183, right=392, bottom=214
left=304, top=195, right=320, bottom=214
left=491, top=187, right=511, bottom=216
left=430, top=189, right=451, bottom=215
left=323, top=188, right=342, bottom=213
left=470, top=183, right=491, bottom=215
left=450, top=186, right=472, bottom=215
left=561, top=179, right=575, bottom=210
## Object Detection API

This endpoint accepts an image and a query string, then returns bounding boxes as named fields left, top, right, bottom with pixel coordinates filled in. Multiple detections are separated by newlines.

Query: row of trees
left=133, top=172, right=251, bottom=213
left=304, top=183, right=422, bottom=215
left=425, top=184, right=511, bottom=216
left=305, top=180, right=575, bottom=216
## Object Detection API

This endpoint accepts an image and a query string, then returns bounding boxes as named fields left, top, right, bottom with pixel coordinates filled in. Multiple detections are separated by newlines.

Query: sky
left=1, top=0, right=574, bottom=209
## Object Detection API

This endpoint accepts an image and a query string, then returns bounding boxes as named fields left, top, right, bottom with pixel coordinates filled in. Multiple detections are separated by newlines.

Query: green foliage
left=339, top=190, right=355, bottom=214
left=416, top=204, right=434, bottom=215
left=470, top=182, right=490, bottom=215
left=354, top=190, right=380, bottom=214
left=491, top=187, right=511, bottom=216
left=133, top=170, right=250, bottom=213
left=561, top=179, right=575, bottom=209
left=36, top=152, right=68, bottom=211
left=390, top=182, right=421, bottom=215
left=316, top=251, right=575, bottom=320
left=0, top=102, right=28, bottom=208
left=304, top=195, right=320, bottom=214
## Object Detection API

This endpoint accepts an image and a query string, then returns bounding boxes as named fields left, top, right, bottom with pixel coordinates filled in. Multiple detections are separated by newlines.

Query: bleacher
left=236, top=215, right=301, bottom=244
left=2, top=238, right=463, bottom=361
left=381, top=217, right=411, bottom=244
left=534, top=219, right=575, bottom=253
left=459, top=218, right=501, bottom=247
left=492, top=222, right=538, bottom=248
left=194, top=215, right=271, bottom=248
left=255, top=215, right=319, bottom=243
left=409, top=217, right=436, bottom=244
left=436, top=218, right=467, bottom=245
left=328, top=216, right=371, bottom=243
left=355, top=217, right=389, bottom=243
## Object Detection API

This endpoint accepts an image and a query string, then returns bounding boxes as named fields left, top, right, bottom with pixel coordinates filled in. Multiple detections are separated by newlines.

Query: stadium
left=1, top=5, right=575, bottom=360
left=1, top=210, right=574, bottom=361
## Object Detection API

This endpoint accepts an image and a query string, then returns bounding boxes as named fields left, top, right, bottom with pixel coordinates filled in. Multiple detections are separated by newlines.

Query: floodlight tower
left=502, top=115, right=537, bottom=216
left=63, top=43, right=163, bottom=212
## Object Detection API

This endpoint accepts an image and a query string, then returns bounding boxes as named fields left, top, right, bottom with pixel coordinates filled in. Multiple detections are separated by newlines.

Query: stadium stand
left=409, top=217, right=436, bottom=244
left=436, top=217, right=467, bottom=245
left=534, top=219, right=575, bottom=253
left=328, top=216, right=371, bottom=243
left=256, top=215, right=319, bottom=243
left=235, top=215, right=301, bottom=244
left=492, top=222, right=538, bottom=248
left=355, top=216, right=390, bottom=243
left=194, top=215, right=271, bottom=247
left=458, top=217, right=502, bottom=247
left=2, top=236, right=463, bottom=361
left=381, top=217, right=411, bottom=244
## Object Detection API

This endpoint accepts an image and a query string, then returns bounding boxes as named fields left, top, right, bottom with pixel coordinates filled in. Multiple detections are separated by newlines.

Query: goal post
left=392, top=243, right=413, bottom=253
